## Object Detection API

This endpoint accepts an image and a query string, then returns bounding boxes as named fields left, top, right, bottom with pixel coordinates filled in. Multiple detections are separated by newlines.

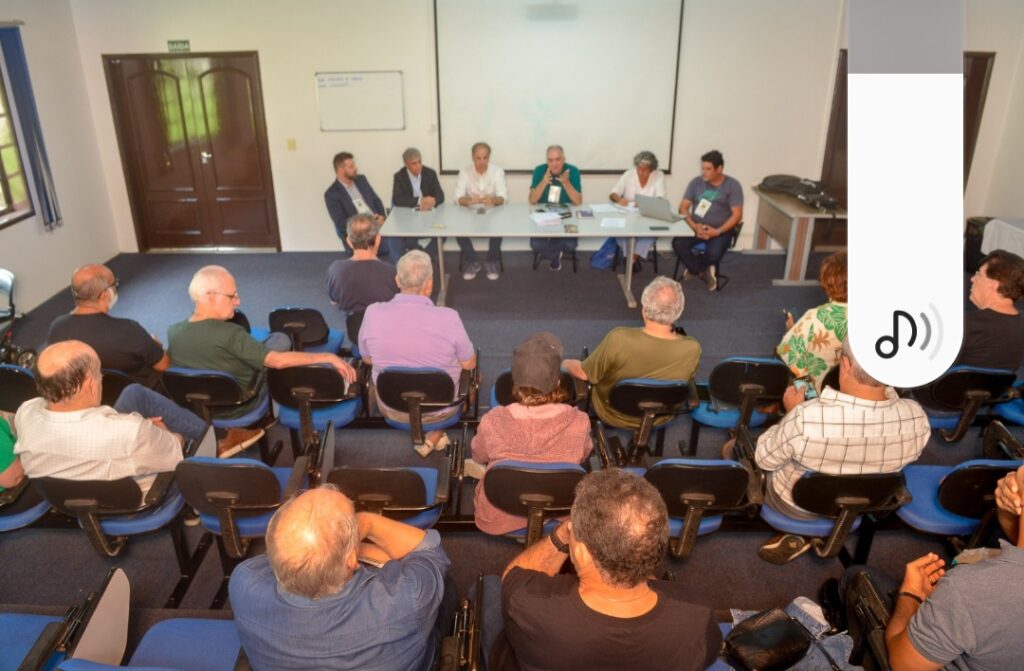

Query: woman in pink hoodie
left=471, top=332, right=593, bottom=535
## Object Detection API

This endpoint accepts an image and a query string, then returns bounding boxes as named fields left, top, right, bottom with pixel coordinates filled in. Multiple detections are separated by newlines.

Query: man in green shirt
left=528, top=145, right=582, bottom=271
left=168, top=266, right=357, bottom=420
left=564, top=276, right=700, bottom=430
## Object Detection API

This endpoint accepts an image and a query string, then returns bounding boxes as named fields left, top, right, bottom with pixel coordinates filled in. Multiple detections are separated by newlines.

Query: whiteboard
left=315, top=71, right=405, bottom=131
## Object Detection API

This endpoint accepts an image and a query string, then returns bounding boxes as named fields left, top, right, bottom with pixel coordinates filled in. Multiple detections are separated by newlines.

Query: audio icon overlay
left=874, top=307, right=943, bottom=362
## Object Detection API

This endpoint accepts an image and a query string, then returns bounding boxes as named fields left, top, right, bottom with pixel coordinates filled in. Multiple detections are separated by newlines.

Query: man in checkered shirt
left=753, top=337, right=930, bottom=562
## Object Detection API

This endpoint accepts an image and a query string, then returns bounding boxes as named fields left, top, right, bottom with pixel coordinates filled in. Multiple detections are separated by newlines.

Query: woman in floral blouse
left=776, top=251, right=847, bottom=389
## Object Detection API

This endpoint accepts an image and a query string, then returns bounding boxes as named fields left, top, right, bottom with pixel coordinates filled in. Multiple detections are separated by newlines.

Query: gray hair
left=633, top=151, right=659, bottom=171
left=402, top=147, right=421, bottom=163
left=571, top=469, right=668, bottom=587
left=265, top=484, right=360, bottom=600
left=640, top=276, right=685, bottom=325
left=546, top=144, right=564, bottom=156
left=187, top=265, right=230, bottom=302
left=841, top=337, right=881, bottom=387
left=396, top=250, right=433, bottom=291
left=346, top=214, right=380, bottom=250
left=471, top=141, right=491, bottom=156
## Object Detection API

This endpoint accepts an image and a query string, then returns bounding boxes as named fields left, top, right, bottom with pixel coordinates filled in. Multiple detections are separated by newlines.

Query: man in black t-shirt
left=494, top=468, right=721, bottom=671
left=48, top=264, right=168, bottom=384
left=325, top=213, right=399, bottom=317
left=958, top=249, right=1024, bottom=371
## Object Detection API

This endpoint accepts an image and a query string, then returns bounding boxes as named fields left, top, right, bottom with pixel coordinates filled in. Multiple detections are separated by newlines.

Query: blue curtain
left=0, top=27, right=61, bottom=231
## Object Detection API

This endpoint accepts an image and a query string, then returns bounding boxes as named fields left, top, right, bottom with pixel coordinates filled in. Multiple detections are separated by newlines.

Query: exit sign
left=167, top=40, right=190, bottom=53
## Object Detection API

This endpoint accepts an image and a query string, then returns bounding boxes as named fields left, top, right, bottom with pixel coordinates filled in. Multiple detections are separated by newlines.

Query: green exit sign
left=167, top=40, right=190, bottom=53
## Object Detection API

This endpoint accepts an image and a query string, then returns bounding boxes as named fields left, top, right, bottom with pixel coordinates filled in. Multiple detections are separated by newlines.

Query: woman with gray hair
left=610, top=151, right=666, bottom=272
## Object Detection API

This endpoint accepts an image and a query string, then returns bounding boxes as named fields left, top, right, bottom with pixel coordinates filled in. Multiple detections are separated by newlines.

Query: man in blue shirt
left=672, top=150, right=743, bottom=291
left=528, top=145, right=582, bottom=271
left=230, top=486, right=455, bottom=671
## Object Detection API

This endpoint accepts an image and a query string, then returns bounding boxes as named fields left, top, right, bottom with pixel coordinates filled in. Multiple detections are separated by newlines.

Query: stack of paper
left=530, top=212, right=563, bottom=226
left=600, top=217, right=627, bottom=229
left=590, top=203, right=617, bottom=214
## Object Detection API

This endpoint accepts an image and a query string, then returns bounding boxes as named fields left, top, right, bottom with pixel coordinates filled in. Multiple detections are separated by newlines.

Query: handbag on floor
left=724, top=607, right=812, bottom=671
left=590, top=237, right=617, bottom=269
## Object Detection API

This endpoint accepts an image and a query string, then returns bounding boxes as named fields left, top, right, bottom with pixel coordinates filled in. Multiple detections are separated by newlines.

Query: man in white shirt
left=454, top=142, right=507, bottom=280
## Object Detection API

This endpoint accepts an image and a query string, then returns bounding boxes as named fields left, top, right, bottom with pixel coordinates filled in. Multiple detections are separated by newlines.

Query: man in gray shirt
left=325, top=213, right=398, bottom=316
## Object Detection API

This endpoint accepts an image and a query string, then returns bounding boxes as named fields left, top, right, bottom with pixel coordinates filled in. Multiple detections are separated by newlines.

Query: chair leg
left=211, top=536, right=244, bottom=609
left=532, top=252, right=540, bottom=270
left=571, top=249, right=577, bottom=273
left=654, top=427, right=666, bottom=457
left=164, top=520, right=214, bottom=609
left=651, top=242, right=659, bottom=274
left=288, top=428, right=301, bottom=460
left=689, top=420, right=701, bottom=457
left=673, top=257, right=682, bottom=280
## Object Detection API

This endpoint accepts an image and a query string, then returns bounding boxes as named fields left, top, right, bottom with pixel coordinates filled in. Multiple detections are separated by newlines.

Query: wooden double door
left=104, top=52, right=280, bottom=250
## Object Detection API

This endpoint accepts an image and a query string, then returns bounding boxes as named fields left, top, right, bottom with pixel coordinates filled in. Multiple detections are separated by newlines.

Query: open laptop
left=636, top=195, right=684, bottom=223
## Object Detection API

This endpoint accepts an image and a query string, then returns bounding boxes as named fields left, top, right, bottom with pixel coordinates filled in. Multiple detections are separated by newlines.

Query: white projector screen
left=435, top=0, right=684, bottom=174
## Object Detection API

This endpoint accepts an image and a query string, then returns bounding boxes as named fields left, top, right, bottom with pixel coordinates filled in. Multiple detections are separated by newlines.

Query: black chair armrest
left=686, top=379, right=701, bottom=410
left=18, top=620, right=66, bottom=671
left=0, top=478, right=28, bottom=506
left=435, top=455, right=452, bottom=504
left=593, top=422, right=614, bottom=469
left=283, top=457, right=310, bottom=499
left=237, top=368, right=268, bottom=405
left=983, top=420, right=1024, bottom=459
left=143, top=472, right=176, bottom=508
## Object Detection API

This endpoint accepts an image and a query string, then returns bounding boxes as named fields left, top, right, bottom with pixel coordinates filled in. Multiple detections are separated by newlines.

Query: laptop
left=636, top=195, right=684, bottom=223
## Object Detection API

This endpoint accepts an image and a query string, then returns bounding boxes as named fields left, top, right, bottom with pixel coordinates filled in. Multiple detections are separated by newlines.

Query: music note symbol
left=875, top=310, right=933, bottom=359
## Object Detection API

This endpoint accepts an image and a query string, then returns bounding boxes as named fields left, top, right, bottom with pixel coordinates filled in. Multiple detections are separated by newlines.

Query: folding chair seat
left=376, top=366, right=477, bottom=446
left=689, top=357, right=791, bottom=455
left=911, top=366, right=1018, bottom=442
left=100, top=368, right=137, bottom=407
left=981, top=420, right=1024, bottom=459
left=345, top=310, right=365, bottom=359
left=483, top=461, right=586, bottom=547
left=0, top=362, right=35, bottom=412
left=897, top=459, right=1022, bottom=543
left=604, top=378, right=695, bottom=463
left=268, top=364, right=362, bottom=458
left=269, top=306, right=345, bottom=354
left=0, top=478, right=50, bottom=532
left=488, top=368, right=586, bottom=409
left=992, top=384, right=1024, bottom=426
left=31, top=475, right=199, bottom=608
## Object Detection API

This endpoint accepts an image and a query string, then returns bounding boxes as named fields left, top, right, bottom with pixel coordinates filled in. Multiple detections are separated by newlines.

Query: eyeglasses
left=208, top=291, right=240, bottom=300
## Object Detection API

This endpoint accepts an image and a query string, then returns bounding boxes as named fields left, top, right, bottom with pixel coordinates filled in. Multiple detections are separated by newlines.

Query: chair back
left=346, top=310, right=366, bottom=345
left=228, top=310, right=252, bottom=333
left=644, top=459, right=749, bottom=517
left=938, top=460, right=1023, bottom=519
left=925, top=366, right=1017, bottom=411
left=100, top=369, right=135, bottom=407
left=162, top=368, right=248, bottom=414
left=175, top=458, right=282, bottom=517
left=0, top=363, right=35, bottom=413
left=268, top=365, right=349, bottom=409
left=608, top=378, right=689, bottom=418
left=33, top=476, right=144, bottom=515
left=327, top=467, right=428, bottom=516
left=792, top=472, right=907, bottom=518
left=269, top=307, right=330, bottom=349
left=0, top=267, right=13, bottom=320
left=707, top=357, right=791, bottom=407
left=377, top=368, right=455, bottom=410
left=491, top=369, right=577, bottom=407
left=483, top=461, right=585, bottom=517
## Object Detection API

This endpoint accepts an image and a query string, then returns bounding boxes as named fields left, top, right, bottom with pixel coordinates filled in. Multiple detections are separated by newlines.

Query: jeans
left=263, top=332, right=292, bottom=353
left=672, top=233, right=731, bottom=275
left=458, top=237, right=502, bottom=264
left=388, top=237, right=439, bottom=262
left=114, top=384, right=207, bottom=442
left=615, top=237, right=654, bottom=259
left=530, top=237, right=577, bottom=262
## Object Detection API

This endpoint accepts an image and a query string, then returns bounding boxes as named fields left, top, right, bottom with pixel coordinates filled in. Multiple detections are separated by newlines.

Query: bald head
left=266, top=486, right=360, bottom=600
left=71, top=264, right=116, bottom=307
left=34, top=340, right=101, bottom=406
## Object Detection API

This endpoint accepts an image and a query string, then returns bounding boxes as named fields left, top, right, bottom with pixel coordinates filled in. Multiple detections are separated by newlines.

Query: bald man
left=13, top=341, right=211, bottom=495
left=229, top=485, right=454, bottom=671
left=168, top=266, right=356, bottom=420
left=48, top=264, right=169, bottom=384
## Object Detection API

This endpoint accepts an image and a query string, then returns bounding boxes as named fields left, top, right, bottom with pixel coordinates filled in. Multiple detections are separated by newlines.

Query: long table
left=383, top=204, right=694, bottom=307
left=750, top=187, right=847, bottom=286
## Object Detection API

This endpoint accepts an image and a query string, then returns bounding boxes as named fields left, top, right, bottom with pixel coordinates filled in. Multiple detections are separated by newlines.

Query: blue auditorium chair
left=267, top=364, right=362, bottom=459
left=268, top=306, right=345, bottom=354
left=603, top=377, right=695, bottom=463
left=375, top=365, right=478, bottom=447
left=483, top=460, right=586, bottom=547
left=0, top=478, right=50, bottom=532
left=911, top=365, right=1018, bottom=442
left=981, top=419, right=1024, bottom=460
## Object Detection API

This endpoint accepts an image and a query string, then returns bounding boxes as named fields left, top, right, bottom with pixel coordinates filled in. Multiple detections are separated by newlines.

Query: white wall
left=0, top=0, right=117, bottom=311
left=980, top=1, right=1024, bottom=218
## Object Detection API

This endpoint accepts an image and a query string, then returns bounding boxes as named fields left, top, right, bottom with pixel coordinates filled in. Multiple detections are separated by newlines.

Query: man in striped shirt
left=753, top=337, right=930, bottom=563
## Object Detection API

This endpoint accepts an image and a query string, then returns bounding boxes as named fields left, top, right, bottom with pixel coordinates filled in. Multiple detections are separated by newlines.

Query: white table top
left=382, top=203, right=695, bottom=238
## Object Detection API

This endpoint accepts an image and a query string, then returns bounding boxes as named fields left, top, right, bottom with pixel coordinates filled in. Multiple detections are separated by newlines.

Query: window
left=0, top=66, right=30, bottom=222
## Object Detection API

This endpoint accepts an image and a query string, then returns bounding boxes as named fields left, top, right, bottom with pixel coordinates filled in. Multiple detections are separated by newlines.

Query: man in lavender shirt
left=359, top=250, right=477, bottom=457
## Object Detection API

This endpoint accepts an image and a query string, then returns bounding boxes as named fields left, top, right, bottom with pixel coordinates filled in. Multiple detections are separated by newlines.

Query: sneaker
left=217, top=427, right=265, bottom=458
left=758, top=533, right=812, bottom=564
left=484, top=262, right=500, bottom=280
left=463, top=459, right=487, bottom=480
left=706, top=266, right=718, bottom=292
left=462, top=262, right=482, bottom=281
left=414, top=433, right=451, bottom=458
left=550, top=252, right=562, bottom=271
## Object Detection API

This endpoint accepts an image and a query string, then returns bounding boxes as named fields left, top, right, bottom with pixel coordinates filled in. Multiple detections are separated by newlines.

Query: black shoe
left=632, top=257, right=642, bottom=274
left=758, top=533, right=811, bottom=564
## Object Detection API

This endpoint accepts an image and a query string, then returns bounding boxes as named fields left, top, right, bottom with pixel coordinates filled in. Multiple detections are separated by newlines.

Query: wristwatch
left=549, top=521, right=569, bottom=553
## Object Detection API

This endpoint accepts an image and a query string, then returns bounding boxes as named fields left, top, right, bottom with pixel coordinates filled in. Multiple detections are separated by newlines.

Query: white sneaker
left=463, top=262, right=482, bottom=281
left=484, top=262, right=499, bottom=280
left=463, top=459, right=487, bottom=480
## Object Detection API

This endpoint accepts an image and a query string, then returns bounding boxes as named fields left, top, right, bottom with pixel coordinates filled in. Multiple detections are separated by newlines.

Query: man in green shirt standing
left=564, top=276, right=700, bottom=429
left=528, top=145, right=582, bottom=271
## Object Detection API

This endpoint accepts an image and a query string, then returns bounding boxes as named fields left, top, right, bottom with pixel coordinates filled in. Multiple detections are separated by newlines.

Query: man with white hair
left=564, top=276, right=700, bottom=430
left=229, top=485, right=454, bottom=670
left=358, top=251, right=476, bottom=456
left=168, top=266, right=356, bottom=426
left=388, top=147, right=446, bottom=263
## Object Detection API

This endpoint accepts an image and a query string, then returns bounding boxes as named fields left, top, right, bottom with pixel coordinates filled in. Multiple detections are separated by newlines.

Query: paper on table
left=590, top=203, right=617, bottom=213
left=614, top=203, right=639, bottom=213
left=600, top=217, right=627, bottom=229
left=530, top=212, right=563, bottom=226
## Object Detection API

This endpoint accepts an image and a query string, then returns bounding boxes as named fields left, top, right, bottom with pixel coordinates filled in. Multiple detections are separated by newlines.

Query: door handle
left=200, top=151, right=213, bottom=164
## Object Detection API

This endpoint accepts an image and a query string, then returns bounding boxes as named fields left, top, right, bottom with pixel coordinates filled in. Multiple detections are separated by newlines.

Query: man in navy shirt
left=324, top=152, right=388, bottom=256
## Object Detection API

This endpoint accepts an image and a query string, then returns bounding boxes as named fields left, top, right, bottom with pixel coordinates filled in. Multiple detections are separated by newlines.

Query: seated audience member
left=564, top=276, right=699, bottom=430
left=750, top=337, right=929, bottom=563
left=496, top=468, right=721, bottom=671
left=957, top=249, right=1024, bottom=370
left=358, top=251, right=476, bottom=457
left=388, top=147, right=445, bottom=262
left=324, top=151, right=387, bottom=255
left=48, top=264, right=169, bottom=384
left=470, top=332, right=592, bottom=534
left=325, top=213, right=399, bottom=321
left=168, top=266, right=356, bottom=424
left=0, top=412, right=23, bottom=493
left=610, top=150, right=665, bottom=272
left=528, top=145, right=582, bottom=271
left=230, top=485, right=455, bottom=671
left=777, top=251, right=847, bottom=389
left=14, top=341, right=215, bottom=494
left=454, top=141, right=507, bottom=281
left=672, top=149, right=743, bottom=292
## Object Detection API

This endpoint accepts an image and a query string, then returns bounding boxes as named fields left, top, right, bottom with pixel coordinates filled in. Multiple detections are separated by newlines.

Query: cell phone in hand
left=793, top=376, right=818, bottom=400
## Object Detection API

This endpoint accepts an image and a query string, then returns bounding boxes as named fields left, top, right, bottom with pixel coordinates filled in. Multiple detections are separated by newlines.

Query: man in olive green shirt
left=168, top=266, right=356, bottom=419
left=564, top=276, right=700, bottom=429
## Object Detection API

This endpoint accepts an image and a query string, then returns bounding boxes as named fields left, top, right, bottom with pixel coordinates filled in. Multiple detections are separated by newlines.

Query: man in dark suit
left=388, top=147, right=445, bottom=261
left=324, top=152, right=387, bottom=255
